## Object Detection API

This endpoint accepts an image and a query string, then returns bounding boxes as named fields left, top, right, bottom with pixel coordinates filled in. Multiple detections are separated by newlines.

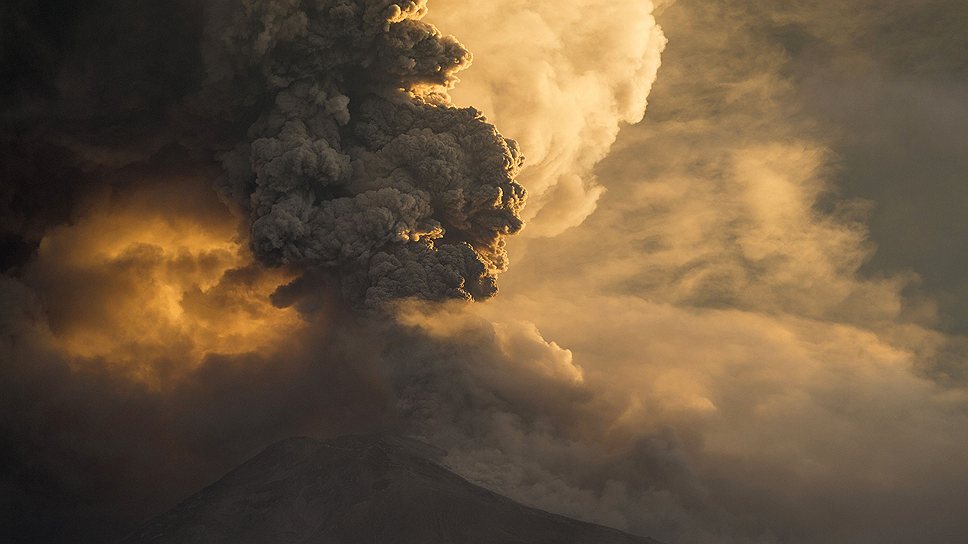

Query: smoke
left=3, top=1, right=968, bottom=544
left=1, top=0, right=531, bottom=540
left=0, top=273, right=396, bottom=542
left=203, top=0, right=527, bottom=304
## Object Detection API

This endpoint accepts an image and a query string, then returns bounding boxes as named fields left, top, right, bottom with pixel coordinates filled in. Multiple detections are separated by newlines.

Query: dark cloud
left=2, top=0, right=526, bottom=304
left=0, top=276, right=394, bottom=543
left=0, top=268, right=703, bottom=544
left=201, top=0, right=526, bottom=305
left=0, top=1, right=528, bottom=542
left=1, top=0, right=207, bottom=271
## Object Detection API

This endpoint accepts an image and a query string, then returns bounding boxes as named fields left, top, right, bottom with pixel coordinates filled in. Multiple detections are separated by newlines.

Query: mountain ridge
left=121, top=433, right=662, bottom=544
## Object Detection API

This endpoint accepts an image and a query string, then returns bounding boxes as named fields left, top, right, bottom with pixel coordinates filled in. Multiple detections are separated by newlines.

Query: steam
left=431, top=1, right=968, bottom=543
left=426, top=0, right=666, bottom=235
left=0, top=2, right=531, bottom=539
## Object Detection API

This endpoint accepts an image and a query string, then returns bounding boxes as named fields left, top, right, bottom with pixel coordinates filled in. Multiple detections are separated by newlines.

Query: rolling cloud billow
left=206, top=0, right=526, bottom=304
left=3, top=0, right=527, bottom=306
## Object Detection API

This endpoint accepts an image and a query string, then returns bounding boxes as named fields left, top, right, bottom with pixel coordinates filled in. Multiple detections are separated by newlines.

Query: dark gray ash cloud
left=2, top=0, right=526, bottom=304
left=204, top=0, right=526, bottom=305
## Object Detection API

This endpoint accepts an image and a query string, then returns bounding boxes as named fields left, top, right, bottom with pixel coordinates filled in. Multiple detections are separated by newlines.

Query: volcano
left=121, top=434, right=662, bottom=544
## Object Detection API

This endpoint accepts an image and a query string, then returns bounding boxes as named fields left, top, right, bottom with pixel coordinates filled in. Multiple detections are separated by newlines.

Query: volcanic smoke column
left=204, top=0, right=527, bottom=305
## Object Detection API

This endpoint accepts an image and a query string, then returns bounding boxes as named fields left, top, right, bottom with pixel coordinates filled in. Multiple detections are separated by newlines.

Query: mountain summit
left=121, top=434, right=661, bottom=544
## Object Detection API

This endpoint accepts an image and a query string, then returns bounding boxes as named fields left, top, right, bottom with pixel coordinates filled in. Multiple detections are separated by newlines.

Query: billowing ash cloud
left=0, top=2, right=531, bottom=540
left=1, top=0, right=526, bottom=304
left=204, top=0, right=526, bottom=304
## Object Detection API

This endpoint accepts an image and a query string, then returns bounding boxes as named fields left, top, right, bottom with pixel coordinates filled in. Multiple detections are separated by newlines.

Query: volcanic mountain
left=121, top=434, right=662, bottom=544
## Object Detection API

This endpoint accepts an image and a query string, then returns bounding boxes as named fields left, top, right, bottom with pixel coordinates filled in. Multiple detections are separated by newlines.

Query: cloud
left=204, top=0, right=528, bottom=304
left=18, top=176, right=301, bottom=383
left=435, top=1, right=968, bottom=542
left=472, top=294, right=968, bottom=543
left=3, top=2, right=968, bottom=544
left=2, top=0, right=529, bottom=306
left=426, top=0, right=666, bottom=235
left=769, top=0, right=968, bottom=334
left=0, top=1, right=532, bottom=539
left=0, top=269, right=398, bottom=542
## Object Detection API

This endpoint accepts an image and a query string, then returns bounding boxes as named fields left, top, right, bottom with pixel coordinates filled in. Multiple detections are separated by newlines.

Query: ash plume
left=5, top=1, right=968, bottom=544
left=204, top=0, right=527, bottom=305
left=2, top=0, right=526, bottom=304
left=1, top=1, right=533, bottom=541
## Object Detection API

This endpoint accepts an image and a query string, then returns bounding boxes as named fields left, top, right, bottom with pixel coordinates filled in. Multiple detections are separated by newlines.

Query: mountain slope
left=121, top=434, right=661, bottom=544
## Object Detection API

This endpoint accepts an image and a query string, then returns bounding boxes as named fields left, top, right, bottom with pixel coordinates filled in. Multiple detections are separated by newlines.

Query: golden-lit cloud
left=23, top=177, right=302, bottom=385
left=396, top=300, right=584, bottom=386
left=409, top=1, right=968, bottom=542
left=427, top=0, right=666, bottom=235
left=469, top=293, right=968, bottom=543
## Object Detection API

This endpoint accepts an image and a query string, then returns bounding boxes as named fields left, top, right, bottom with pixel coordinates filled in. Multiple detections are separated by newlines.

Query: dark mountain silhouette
left=121, top=434, right=662, bottom=544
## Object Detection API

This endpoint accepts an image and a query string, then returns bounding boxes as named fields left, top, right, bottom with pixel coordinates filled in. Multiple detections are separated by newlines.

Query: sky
left=2, top=1, right=967, bottom=543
